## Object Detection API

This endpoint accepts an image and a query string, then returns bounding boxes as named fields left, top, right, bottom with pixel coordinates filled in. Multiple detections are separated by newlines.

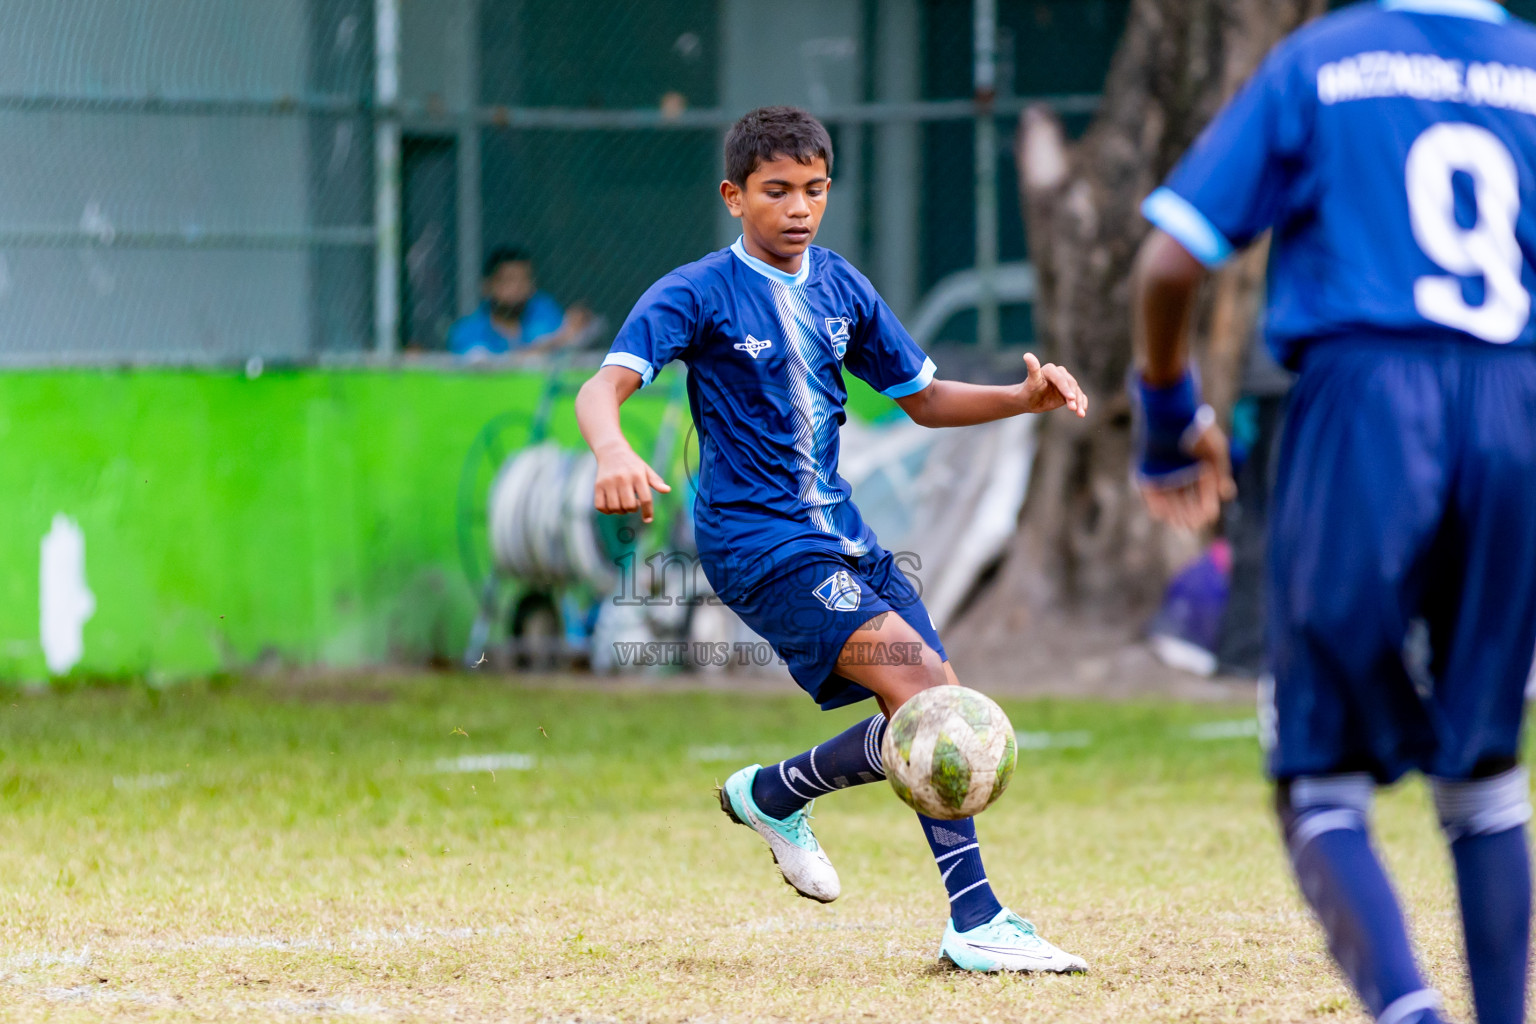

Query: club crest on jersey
left=735, top=334, right=773, bottom=359
left=824, top=316, right=853, bottom=360
left=813, top=570, right=862, bottom=613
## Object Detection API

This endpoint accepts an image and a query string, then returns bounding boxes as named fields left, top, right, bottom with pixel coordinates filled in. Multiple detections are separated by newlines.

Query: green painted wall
left=1, top=368, right=607, bottom=681
left=0, top=366, right=892, bottom=682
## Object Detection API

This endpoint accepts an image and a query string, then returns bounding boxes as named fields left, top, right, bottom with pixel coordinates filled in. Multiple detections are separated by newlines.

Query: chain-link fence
left=0, top=0, right=1130, bottom=367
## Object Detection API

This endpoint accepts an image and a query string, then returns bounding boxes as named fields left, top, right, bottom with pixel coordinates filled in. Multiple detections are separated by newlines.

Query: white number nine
left=1406, top=122, right=1529, bottom=344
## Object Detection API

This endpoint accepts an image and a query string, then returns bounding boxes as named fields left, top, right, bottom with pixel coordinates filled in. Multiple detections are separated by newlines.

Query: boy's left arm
left=843, top=284, right=1086, bottom=428
left=894, top=353, right=1086, bottom=428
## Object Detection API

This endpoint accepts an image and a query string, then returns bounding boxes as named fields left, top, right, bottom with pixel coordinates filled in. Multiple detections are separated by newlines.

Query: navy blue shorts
left=1266, top=339, right=1536, bottom=783
left=724, top=546, right=948, bottom=710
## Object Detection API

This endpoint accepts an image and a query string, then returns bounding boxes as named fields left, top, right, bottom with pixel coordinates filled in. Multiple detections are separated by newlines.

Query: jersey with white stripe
left=1143, top=0, right=1536, bottom=367
left=603, top=239, right=935, bottom=601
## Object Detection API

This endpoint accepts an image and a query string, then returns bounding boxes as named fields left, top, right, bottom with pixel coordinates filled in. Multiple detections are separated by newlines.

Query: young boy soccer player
left=1132, top=3, right=1536, bottom=1022
left=575, top=106, right=1090, bottom=973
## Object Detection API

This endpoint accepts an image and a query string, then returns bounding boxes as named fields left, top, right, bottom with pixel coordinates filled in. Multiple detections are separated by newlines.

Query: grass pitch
left=0, top=676, right=1482, bottom=1023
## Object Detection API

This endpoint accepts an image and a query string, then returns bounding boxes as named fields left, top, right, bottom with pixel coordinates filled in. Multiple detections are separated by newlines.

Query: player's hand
left=1138, top=423, right=1236, bottom=530
left=593, top=442, right=671, bottom=523
left=1018, top=353, right=1087, bottom=417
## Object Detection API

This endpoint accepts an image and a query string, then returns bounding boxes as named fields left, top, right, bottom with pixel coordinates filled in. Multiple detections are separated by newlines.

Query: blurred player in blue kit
left=575, top=107, right=1090, bottom=972
left=1132, top=2, right=1536, bottom=1022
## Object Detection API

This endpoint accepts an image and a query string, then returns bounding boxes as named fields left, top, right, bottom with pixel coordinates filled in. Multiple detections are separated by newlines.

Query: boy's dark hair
left=724, top=106, right=834, bottom=186
left=482, top=245, right=531, bottom=278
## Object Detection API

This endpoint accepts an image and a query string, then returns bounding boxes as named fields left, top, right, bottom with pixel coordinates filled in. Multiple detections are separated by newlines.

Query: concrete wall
left=0, top=364, right=892, bottom=681
left=715, top=0, right=923, bottom=319
left=716, top=0, right=864, bottom=258
left=0, top=0, right=316, bottom=360
left=0, top=368, right=635, bottom=680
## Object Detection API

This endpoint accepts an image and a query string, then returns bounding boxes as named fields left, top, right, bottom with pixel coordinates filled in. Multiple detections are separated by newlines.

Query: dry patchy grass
left=0, top=677, right=1483, bottom=1022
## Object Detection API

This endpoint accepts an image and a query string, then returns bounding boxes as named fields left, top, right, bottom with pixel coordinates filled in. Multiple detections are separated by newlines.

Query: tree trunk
left=952, top=0, right=1326, bottom=657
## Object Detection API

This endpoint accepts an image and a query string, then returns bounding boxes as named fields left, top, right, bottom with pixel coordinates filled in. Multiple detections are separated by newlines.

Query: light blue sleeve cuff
left=882, top=356, right=937, bottom=399
left=601, top=351, right=656, bottom=386
left=1141, top=187, right=1235, bottom=268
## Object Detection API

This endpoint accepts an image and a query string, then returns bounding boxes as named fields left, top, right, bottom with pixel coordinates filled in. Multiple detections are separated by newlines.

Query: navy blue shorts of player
left=1267, top=338, right=1536, bottom=784
left=724, top=546, right=947, bottom=711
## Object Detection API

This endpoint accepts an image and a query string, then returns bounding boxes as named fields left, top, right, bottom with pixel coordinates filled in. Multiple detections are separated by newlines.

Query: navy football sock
left=1449, top=829, right=1530, bottom=1024
left=1434, top=769, right=1532, bottom=1024
left=919, top=815, right=1003, bottom=932
left=750, top=715, right=887, bottom=819
left=1278, top=777, right=1443, bottom=1024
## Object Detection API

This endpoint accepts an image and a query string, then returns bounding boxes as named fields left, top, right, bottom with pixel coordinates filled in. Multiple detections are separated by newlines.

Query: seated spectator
left=449, top=247, right=585, bottom=358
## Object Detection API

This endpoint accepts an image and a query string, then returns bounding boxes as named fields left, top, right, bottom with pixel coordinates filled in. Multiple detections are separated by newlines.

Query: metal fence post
left=455, top=0, right=482, bottom=319
left=973, top=0, right=999, bottom=352
left=375, top=0, right=402, bottom=357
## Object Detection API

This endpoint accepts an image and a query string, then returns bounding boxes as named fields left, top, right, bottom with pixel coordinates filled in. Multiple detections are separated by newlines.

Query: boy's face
left=720, top=155, right=829, bottom=267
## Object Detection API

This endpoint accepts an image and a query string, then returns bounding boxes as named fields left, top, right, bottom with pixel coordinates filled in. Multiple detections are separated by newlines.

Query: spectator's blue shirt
left=1143, top=0, right=1536, bottom=367
left=602, top=239, right=935, bottom=600
left=448, top=292, right=564, bottom=356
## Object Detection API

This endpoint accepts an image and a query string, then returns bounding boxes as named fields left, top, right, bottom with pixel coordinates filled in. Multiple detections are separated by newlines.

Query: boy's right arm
left=1130, top=40, right=1305, bottom=530
left=575, top=365, right=672, bottom=524
left=1130, top=229, right=1234, bottom=530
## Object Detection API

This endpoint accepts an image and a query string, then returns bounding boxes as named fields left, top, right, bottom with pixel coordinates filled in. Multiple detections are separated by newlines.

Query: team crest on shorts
left=813, top=570, right=862, bottom=613
left=824, top=316, right=853, bottom=360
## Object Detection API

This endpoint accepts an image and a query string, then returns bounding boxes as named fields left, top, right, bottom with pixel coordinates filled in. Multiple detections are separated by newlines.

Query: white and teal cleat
left=940, top=908, right=1088, bottom=973
left=718, top=764, right=840, bottom=904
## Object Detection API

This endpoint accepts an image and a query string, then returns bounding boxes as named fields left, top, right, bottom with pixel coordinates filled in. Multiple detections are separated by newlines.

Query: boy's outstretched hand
left=593, top=442, right=671, bottom=524
left=1018, top=352, right=1087, bottom=417
left=893, top=352, right=1089, bottom=428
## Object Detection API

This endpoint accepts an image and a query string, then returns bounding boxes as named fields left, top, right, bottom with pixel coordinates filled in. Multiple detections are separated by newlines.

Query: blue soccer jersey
left=1143, top=0, right=1536, bottom=366
left=602, top=238, right=935, bottom=601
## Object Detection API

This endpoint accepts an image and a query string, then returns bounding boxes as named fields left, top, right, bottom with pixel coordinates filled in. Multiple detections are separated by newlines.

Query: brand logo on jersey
left=734, top=334, right=773, bottom=359
left=824, top=316, right=853, bottom=360
left=813, top=570, right=862, bottom=613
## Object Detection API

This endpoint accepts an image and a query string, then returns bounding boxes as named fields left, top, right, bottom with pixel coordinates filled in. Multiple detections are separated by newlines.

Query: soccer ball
left=882, top=686, right=1017, bottom=820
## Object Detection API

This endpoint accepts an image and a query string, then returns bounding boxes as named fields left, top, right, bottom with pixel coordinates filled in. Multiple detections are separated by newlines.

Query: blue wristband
left=1129, top=368, right=1213, bottom=486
